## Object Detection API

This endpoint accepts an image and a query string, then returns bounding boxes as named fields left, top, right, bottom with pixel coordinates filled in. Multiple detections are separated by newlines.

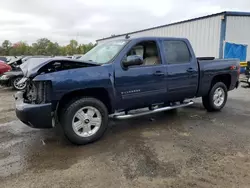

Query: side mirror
left=122, top=55, right=143, bottom=68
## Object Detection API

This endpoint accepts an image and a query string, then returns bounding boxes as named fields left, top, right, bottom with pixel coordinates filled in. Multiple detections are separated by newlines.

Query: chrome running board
left=109, top=101, right=194, bottom=120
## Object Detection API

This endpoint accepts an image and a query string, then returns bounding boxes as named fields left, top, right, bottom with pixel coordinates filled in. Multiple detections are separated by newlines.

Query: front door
left=114, top=40, right=167, bottom=111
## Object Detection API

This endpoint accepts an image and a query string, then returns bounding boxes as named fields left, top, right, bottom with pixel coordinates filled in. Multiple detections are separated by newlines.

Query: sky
left=0, top=0, right=249, bottom=45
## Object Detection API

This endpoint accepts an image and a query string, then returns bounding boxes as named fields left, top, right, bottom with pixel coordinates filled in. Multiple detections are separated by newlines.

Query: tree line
left=0, top=38, right=95, bottom=56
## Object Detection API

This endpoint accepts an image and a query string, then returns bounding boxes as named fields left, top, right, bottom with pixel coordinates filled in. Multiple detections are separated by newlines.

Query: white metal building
left=96, top=11, right=250, bottom=63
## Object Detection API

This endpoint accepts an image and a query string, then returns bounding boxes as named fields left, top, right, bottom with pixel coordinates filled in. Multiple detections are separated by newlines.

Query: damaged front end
left=15, top=58, right=100, bottom=129
left=15, top=89, right=53, bottom=129
left=23, top=80, right=52, bottom=104
left=15, top=78, right=54, bottom=128
left=20, top=58, right=99, bottom=78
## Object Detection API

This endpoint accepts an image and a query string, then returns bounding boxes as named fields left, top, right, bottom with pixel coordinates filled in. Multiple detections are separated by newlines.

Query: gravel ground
left=1, top=84, right=250, bottom=188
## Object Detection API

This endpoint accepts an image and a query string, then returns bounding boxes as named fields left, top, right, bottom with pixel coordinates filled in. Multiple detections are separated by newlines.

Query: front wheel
left=202, top=82, right=228, bottom=112
left=60, top=97, right=108, bottom=145
left=11, top=77, right=27, bottom=90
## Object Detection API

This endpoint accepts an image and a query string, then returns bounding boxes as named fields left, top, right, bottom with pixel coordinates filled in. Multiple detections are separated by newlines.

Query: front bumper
left=15, top=91, right=53, bottom=129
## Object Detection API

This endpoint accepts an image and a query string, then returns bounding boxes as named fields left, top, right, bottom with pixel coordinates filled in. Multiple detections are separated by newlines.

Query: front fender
left=33, top=65, right=115, bottom=102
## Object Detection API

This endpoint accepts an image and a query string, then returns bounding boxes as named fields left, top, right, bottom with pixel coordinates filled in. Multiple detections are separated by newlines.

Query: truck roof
left=104, top=36, right=188, bottom=43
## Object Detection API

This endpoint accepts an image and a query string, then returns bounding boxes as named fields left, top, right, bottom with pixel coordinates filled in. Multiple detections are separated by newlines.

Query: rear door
left=162, top=39, right=198, bottom=101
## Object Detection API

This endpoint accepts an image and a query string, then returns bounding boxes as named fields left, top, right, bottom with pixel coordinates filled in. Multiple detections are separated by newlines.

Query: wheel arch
left=202, top=81, right=228, bottom=112
left=56, top=88, right=114, bottom=119
left=211, top=74, right=231, bottom=90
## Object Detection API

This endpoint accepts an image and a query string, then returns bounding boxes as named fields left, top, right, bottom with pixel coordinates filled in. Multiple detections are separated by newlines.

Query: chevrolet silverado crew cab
left=15, top=37, right=240, bottom=145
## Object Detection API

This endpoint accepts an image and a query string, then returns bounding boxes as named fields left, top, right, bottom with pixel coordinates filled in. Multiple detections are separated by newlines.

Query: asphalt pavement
left=1, top=85, right=250, bottom=188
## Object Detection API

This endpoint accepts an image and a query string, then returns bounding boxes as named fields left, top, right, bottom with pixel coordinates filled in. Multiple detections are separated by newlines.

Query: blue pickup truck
left=15, top=37, right=240, bottom=145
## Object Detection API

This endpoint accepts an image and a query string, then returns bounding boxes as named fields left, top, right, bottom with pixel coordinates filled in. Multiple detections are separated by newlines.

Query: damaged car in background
left=0, top=60, right=11, bottom=75
left=0, top=56, right=50, bottom=90
left=14, top=37, right=240, bottom=145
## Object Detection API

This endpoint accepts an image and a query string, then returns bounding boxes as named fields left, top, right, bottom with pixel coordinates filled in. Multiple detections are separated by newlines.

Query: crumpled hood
left=20, top=58, right=99, bottom=78
left=20, top=58, right=50, bottom=77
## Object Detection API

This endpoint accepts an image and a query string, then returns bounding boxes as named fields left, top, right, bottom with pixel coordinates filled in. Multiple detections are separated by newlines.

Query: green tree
left=0, top=39, right=96, bottom=56
left=59, top=46, right=67, bottom=56
left=65, top=40, right=79, bottom=55
left=76, top=45, right=83, bottom=54
left=26, top=46, right=33, bottom=55
left=1, top=40, right=12, bottom=55
left=0, top=47, right=4, bottom=55
left=9, top=42, right=29, bottom=56
left=47, top=42, right=60, bottom=56
left=85, top=43, right=95, bottom=53
left=70, top=40, right=78, bottom=49
left=33, top=38, right=51, bottom=55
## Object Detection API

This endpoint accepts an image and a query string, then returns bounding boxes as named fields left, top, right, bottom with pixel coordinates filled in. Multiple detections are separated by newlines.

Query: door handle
left=186, top=68, right=195, bottom=73
left=153, top=71, right=164, bottom=76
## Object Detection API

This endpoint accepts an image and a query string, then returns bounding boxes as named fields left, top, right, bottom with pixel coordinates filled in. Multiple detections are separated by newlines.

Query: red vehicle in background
left=0, top=60, right=11, bottom=75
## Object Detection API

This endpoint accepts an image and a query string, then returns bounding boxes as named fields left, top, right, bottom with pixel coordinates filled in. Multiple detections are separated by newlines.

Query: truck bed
left=196, top=59, right=240, bottom=97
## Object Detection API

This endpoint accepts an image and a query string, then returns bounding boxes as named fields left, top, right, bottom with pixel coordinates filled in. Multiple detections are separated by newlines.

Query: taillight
left=230, top=65, right=236, bottom=70
left=230, top=65, right=240, bottom=75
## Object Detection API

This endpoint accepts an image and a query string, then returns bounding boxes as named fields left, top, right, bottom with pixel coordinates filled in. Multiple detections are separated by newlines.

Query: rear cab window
left=163, top=40, right=191, bottom=64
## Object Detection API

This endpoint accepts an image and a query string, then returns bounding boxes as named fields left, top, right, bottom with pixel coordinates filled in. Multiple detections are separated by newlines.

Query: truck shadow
left=51, top=104, right=205, bottom=146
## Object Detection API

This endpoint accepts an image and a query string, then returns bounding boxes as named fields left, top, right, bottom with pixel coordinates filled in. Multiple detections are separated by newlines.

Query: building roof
left=96, top=11, right=250, bottom=42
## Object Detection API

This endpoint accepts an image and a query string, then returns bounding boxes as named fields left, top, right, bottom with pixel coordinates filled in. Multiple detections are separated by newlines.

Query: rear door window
left=163, top=41, right=191, bottom=64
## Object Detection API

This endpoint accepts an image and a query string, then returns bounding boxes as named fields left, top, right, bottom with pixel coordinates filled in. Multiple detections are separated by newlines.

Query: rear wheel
left=60, top=97, right=108, bottom=145
left=11, top=77, right=27, bottom=90
left=202, top=82, right=228, bottom=112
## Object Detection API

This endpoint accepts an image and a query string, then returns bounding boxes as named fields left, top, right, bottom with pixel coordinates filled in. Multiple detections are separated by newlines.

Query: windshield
left=79, top=40, right=128, bottom=64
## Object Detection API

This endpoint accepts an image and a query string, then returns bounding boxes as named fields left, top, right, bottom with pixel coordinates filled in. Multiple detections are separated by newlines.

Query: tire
left=202, top=82, right=228, bottom=112
left=60, top=97, right=108, bottom=145
left=11, top=77, right=27, bottom=90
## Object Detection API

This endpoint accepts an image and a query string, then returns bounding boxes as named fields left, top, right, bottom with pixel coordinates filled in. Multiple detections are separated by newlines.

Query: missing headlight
left=24, top=81, right=52, bottom=104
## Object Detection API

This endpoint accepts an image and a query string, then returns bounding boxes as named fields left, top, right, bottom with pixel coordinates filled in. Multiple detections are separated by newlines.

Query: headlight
left=0, top=75, right=9, bottom=80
